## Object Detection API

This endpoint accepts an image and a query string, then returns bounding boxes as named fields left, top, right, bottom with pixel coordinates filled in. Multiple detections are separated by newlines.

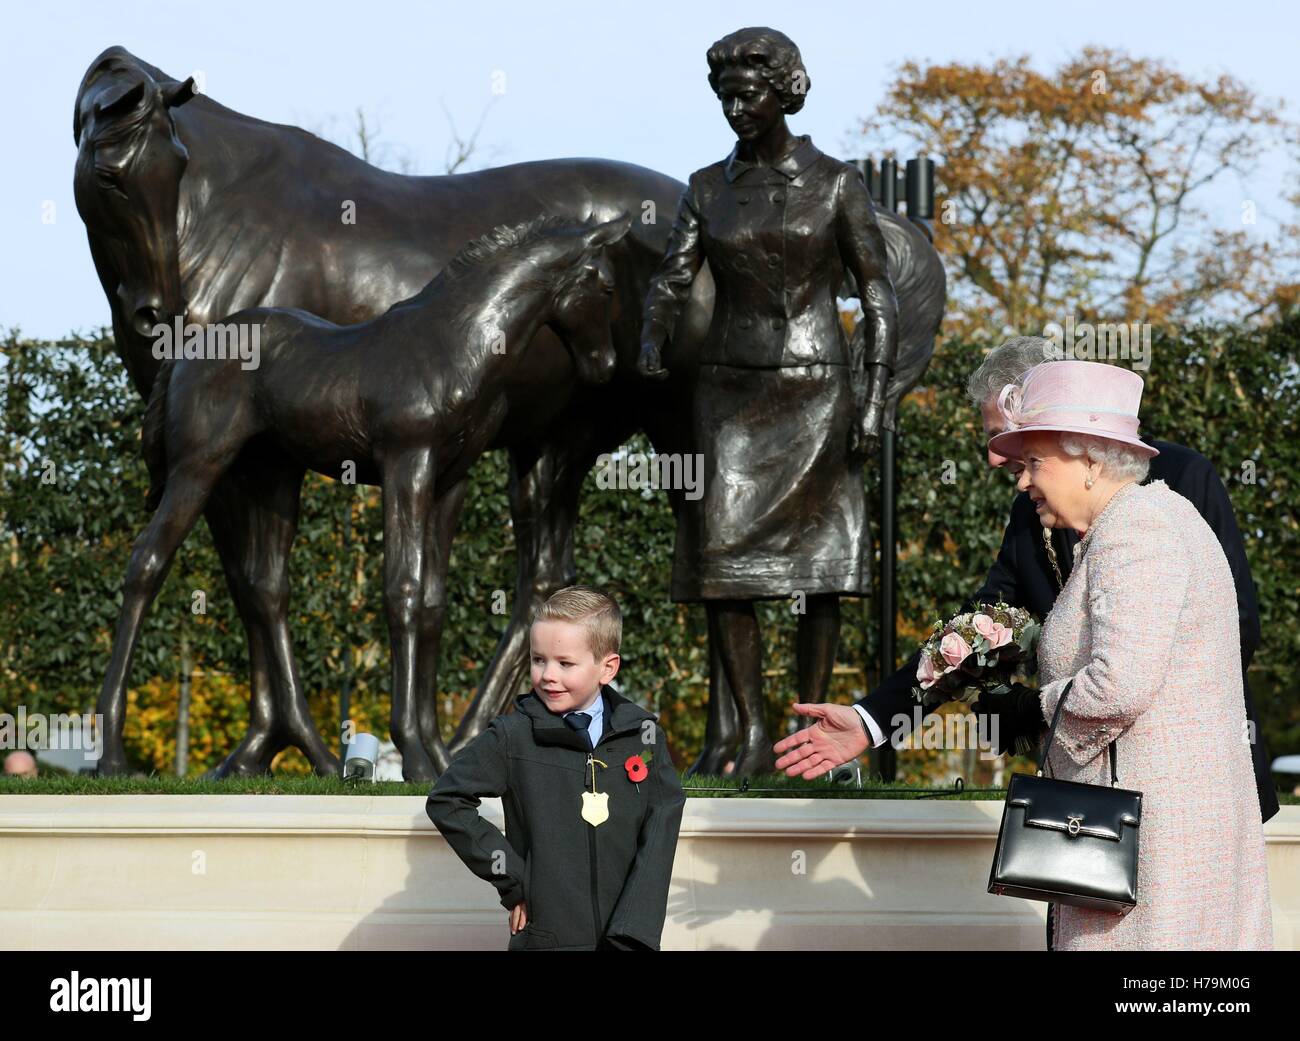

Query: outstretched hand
left=773, top=703, right=871, bottom=779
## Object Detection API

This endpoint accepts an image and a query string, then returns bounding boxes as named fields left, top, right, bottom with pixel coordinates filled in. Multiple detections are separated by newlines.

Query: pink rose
left=974, top=614, right=1014, bottom=649
left=916, top=654, right=939, bottom=690
left=939, top=631, right=973, bottom=669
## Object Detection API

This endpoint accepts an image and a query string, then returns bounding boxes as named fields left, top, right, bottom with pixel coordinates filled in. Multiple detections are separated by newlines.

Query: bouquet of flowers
left=912, top=601, right=1041, bottom=705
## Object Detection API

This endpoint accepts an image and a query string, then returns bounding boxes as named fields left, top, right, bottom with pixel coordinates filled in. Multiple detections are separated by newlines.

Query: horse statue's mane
left=381, top=212, right=597, bottom=316
left=442, top=213, right=584, bottom=280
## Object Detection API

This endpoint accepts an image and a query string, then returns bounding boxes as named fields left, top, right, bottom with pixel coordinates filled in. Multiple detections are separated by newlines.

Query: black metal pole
left=879, top=157, right=898, bottom=211
left=176, top=628, right=191, bottom=777
left=877, top=426, right=897, bottom=782
left=854, top=154, right=933, bottom=781
left=339, top=500, right=352, bottom=771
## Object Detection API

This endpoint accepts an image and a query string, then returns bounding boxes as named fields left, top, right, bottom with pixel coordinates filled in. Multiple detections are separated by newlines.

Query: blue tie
left=563, top=711, right=593, bottom=750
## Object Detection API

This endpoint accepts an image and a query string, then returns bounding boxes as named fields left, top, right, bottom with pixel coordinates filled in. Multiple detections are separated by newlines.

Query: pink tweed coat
left=1036, top=479, right=1273, bottom=950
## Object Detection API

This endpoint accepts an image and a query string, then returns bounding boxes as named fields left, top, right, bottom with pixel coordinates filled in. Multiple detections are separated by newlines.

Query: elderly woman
left=988, top=359, right=1272, bottom=950
left=637, top=27, right=898, bottom=775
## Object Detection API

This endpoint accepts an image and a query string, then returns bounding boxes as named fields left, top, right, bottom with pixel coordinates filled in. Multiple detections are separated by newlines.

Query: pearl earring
left=1085, top=477, right=1095, bottom=489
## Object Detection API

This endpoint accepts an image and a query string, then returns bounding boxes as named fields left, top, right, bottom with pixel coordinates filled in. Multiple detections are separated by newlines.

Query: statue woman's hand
left=858, top=395, right=885, bottom=446
left=848, top=365, right=888, bottom=457
left=637, top=330, right=670, bottom=380
left=848, top=394, right=886, bottom=458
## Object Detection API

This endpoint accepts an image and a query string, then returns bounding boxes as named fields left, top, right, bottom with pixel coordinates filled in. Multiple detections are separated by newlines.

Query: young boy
left=426, top=585, right=685, bottom=950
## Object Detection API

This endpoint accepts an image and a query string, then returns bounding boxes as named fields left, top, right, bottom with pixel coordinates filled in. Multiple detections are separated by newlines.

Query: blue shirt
left=563, top=687, right=605, bottom=748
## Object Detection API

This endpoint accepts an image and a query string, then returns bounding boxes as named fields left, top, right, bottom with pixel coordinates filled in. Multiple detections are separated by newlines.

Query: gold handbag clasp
left=1066, top=814, right=1083, bottom=837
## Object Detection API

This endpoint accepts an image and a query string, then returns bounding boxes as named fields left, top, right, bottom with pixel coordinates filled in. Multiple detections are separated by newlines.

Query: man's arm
left=1165, top=450, right=1261, bottom=670
left=425, top=721, right=527, bottom=910
left=855, top=492, right=1031, bottom=741
left=778, top=489, right=1042, bottom=774
left=605, top=722, right=686, bottom=950
left=970, top=490, right=1034, bottom=606
left=1158, top=443, right=1276, bottom=822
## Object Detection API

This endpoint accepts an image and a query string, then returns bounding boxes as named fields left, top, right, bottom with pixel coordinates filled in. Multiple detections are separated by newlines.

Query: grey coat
left=426, top=685, right=686, bottom=950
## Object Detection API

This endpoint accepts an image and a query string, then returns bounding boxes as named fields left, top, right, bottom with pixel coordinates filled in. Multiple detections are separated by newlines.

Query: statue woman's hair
left=706, top=27, right=810, bottom=115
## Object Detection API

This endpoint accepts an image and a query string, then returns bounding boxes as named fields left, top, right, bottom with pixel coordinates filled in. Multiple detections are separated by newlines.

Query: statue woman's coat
left=642, top=134, right=898, bottom=600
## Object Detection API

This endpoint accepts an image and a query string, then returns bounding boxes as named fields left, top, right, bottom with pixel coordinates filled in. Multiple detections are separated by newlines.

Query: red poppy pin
left=624, top=755, right=649, bottom=783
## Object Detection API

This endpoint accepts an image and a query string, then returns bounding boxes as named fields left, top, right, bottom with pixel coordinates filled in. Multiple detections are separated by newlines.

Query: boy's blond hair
left=532, top=585, right=622, bottom=661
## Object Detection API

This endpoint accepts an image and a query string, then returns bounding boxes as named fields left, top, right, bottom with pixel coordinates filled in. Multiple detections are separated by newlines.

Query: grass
left=4, top=771, right=1296, bottom=803
left=0, top=771, right=1007, bottom=799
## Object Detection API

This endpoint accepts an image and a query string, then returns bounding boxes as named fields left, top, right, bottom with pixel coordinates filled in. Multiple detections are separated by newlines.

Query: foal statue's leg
left=94, top=463, right=227, bottom=776
left=202, top=479, right=283, bottom=776
left=413, top=476, right=468, bottom=775
left=199, top=462, right=341, bottom=778
left=381, top=446, right=439, bottom=782
left=241, top=460, right=340, bottom=775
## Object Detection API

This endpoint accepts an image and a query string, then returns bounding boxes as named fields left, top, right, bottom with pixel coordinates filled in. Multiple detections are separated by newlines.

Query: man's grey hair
left=1058, top=433, right=1151, bottom=483
left=965, top=336, right=1061, bottom=408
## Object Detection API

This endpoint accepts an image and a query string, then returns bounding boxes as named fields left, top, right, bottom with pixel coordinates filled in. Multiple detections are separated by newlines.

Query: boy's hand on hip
left=509, top=899, right=528, bottom=934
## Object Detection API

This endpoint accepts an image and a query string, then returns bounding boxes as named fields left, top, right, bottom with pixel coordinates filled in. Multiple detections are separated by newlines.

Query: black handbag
left=988, top=679, right=1142, bottom=915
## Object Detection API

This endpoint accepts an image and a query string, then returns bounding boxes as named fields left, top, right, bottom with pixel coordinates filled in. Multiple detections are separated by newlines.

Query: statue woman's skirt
left=670, top=361, right=871, bottom=602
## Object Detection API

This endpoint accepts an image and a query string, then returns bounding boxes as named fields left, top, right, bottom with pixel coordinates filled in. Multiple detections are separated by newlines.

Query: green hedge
left=2, top=317, right=1296, bottom=777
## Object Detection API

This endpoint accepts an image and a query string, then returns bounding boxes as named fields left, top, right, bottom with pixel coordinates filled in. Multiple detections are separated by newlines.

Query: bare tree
left=440, top=97, right=501, bottom=174
left=303, top=98, right=500, bottom=176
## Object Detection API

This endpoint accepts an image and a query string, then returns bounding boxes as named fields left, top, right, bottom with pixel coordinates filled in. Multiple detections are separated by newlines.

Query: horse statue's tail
left=142, top=359, right=176, bottom=511
left=852, top=211, right=947, bottom=431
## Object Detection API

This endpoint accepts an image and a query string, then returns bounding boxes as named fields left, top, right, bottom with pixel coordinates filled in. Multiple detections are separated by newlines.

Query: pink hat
left=987, top=360, right=1159, bottom=460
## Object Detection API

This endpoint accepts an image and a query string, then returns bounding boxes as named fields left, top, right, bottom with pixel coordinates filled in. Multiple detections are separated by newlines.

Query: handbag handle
left=1037, top=679, right=1119, bottom=787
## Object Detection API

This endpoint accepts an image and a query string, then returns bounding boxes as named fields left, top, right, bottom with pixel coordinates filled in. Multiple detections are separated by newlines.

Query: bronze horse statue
left=73, top=46, right=944, bottom=779
left=97, top=214, right=629, bottom=779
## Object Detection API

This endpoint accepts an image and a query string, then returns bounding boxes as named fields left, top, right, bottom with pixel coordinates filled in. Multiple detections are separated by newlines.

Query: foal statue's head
left=542, top=214, right=632, bottom=386
left=445, top=212, right=633, bottom=386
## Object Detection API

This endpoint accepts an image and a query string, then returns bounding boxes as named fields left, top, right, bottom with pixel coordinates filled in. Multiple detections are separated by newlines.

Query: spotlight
left=343, top=733, right=380, bottom=782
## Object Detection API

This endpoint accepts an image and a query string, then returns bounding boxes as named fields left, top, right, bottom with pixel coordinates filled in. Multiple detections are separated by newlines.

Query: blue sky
left=3, top=0, right=1296, bottom=339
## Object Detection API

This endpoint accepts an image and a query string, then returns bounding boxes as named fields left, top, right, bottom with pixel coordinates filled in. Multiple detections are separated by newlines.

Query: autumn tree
left=859, top=47, right=1296, bottom=338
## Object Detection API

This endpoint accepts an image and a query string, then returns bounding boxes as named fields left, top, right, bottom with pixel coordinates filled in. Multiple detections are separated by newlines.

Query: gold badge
left=582, top=755, right=609, bottom=826
left=581, top=790, right=609, bottom=826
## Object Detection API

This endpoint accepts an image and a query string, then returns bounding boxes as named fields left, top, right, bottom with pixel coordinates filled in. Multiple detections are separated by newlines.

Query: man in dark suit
left=773, top=336, right=1278, bottom=945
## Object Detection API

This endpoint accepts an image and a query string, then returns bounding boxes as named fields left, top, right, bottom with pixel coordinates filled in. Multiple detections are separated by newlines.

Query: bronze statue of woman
left=638, top=26, right=899, bottom=776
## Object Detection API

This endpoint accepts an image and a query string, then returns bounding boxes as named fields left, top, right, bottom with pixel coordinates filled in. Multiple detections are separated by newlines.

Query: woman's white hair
left=1057, top=433, right=1150, bottom=483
